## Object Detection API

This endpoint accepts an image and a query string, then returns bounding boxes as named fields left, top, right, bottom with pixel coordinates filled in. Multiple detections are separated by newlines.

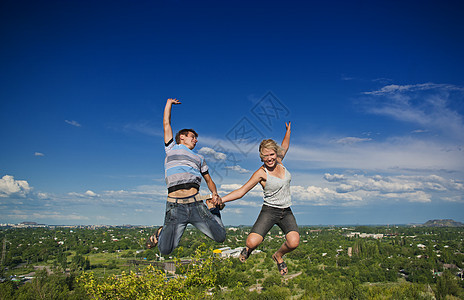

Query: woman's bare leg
left=240, top=233, right=264, bottom=262
left=272, top=231, right=300, bottom=274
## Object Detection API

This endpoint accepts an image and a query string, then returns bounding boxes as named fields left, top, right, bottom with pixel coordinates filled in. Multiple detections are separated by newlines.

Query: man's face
left=180, top=132, right=197, bottom=149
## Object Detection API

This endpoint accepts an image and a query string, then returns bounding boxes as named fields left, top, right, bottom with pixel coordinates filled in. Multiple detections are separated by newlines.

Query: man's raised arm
left=163, top=98, right=181, bottom=144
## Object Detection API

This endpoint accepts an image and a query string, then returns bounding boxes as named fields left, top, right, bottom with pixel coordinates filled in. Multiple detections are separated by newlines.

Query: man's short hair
left=175, top=129, right=198, bottom=144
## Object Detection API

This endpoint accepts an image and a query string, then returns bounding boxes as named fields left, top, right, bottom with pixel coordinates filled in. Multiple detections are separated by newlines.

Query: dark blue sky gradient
left=1, top=0, right=463, bottom=225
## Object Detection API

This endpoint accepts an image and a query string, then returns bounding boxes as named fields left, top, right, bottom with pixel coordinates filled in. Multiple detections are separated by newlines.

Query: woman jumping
left=219, top=122, right=299, bottom=275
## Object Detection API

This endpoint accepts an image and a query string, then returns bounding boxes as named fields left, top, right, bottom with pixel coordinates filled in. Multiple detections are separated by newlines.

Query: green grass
left=85, top=252, right=124, bottom=265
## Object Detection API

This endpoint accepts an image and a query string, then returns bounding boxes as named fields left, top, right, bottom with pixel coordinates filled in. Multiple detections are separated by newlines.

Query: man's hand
left=216, top=196, right=223, bottom=206
left=212, top=194, right=221, bottom=206
left=167, top=98, right=181, bottom=105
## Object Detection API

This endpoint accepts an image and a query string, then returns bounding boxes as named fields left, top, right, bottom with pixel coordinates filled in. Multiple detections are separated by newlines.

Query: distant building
left=345, top=232, right=383, bottom=239
left=213, top=247, right=231, bottom=253
left=213, top=246, right=261, bottom=258
left=213, top=247, right=241, bottom=258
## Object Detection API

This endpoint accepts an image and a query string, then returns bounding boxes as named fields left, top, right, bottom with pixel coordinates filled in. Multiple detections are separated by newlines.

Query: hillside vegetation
left=1, top=224, right=463, bottom=299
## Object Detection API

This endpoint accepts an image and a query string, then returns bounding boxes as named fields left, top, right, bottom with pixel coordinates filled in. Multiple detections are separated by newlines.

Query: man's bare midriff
left=168, top=187, right=199, bottom=198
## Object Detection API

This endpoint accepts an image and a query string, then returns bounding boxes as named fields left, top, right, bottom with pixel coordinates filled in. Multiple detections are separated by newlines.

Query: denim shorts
left=251, top=204, right=299, bottom=238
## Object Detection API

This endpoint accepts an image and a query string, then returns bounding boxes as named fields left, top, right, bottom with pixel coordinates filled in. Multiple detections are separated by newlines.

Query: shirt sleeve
left=200, top=158, right=209, bottom=175
left=165, top=138, right=175, bottom=153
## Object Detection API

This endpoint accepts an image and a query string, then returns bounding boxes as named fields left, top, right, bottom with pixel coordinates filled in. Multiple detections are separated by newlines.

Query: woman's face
left=261, top=147, right=277, bottom=168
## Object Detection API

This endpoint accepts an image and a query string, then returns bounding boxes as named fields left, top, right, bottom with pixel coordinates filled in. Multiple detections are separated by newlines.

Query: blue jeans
left=158, top=200, right=226, bottom=255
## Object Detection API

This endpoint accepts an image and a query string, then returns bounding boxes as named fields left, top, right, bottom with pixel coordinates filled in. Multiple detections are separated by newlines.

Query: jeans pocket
left=197, top=203, right=212, bottom=220
left=165, top=203, right=177, bottom=222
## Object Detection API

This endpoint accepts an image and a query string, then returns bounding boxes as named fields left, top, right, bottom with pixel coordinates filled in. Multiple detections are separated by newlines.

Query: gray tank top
left=263, top=164, right=292, bottom=208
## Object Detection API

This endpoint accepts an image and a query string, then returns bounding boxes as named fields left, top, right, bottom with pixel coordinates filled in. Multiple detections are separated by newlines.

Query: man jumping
left=146, top=98, right=226, bottom=255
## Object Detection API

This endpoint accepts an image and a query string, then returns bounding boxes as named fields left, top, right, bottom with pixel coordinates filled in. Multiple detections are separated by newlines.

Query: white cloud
left=5, top=210, right=89, bottom=221
left=224, top=165, right=250, bottom=174
left=411, top=129, right=428, bottom=134
left=336, top=137, right=372, bottom=145
left=220, top=184, right=243, bottom=191
left=290, top=181, right=434, bottom=206
left=59, top=185, right=168, bottom=208
left=441, top=196, right=464, bottom=203
left=319, top=173, right=462, bottom=204
left=37, top=192, right=50, bottom=199
left=363, top=83, right=464, bottom=96
left=84, top=190, right=98, bottom=197
left=232, top=200, right=262, bottom=207
left=329, top=174, right=418, bottom=193
left=219, top=184, right=262, bottom=198
left=324, top=173, right=345, bottom=182
left=326, top=174, right=448, bottom=193
left=291, top=185, right=363, bottom=206
left=66, top=190, right=100, bottom=200
left=224, top=208, right=248, bottom=214
left=362, top=83, right=464, bottom=140
left=198, top=147, right=227, bottom=160
left=132, top=185, right=168, bottom=197
left=0, top=175, right=32, bottom=198
left=211, top=172, right=459, bottom=209
left=34, top=152, right=45, bottom=157
left=381, top=191, right=431, bottom=203
left=65, top=120, right=81, bottom=127
left=282, top=82, right=464, bottom=179
left=397, top=175, right=464, bottom=191
left=0, top=184, right=166, bottom=225
left=68, top=192, right=87, bottom=198
left=288, top=137, right=464, bottom=172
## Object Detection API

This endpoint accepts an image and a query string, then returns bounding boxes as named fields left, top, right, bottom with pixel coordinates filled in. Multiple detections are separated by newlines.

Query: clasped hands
left=211, top=194, right=223, bottom=206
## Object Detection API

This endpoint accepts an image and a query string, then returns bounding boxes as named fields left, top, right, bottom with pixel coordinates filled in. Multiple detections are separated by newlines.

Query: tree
left=78, top=246, right=225, bottom=299
left=71, top=254, right=90, bottom=271
left=260, top=285, right=291, bottom=299
left=0, top=281, right=16, bottom=300
left=435, top=270, right=462, bottom=299
left=10, top=269, right=89, bottom=300
left=262, top=274, right=282, bottom=289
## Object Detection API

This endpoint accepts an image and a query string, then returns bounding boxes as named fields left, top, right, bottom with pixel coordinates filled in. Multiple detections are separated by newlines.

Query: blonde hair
left=259, top=139, right=283, bottom=161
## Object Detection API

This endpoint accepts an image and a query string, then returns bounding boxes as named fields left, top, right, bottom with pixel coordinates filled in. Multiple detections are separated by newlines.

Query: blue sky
left=1, top=0, right=463, bottom=226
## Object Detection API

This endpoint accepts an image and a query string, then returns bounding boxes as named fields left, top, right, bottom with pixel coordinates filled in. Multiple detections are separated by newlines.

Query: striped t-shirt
left=164, top=139, right=209, bottom=193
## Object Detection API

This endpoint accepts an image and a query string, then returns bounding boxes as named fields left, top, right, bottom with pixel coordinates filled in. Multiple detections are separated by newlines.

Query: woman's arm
left=280, top=122, right=291, bottom=161
left=221, top=168, right=265, bottom=203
